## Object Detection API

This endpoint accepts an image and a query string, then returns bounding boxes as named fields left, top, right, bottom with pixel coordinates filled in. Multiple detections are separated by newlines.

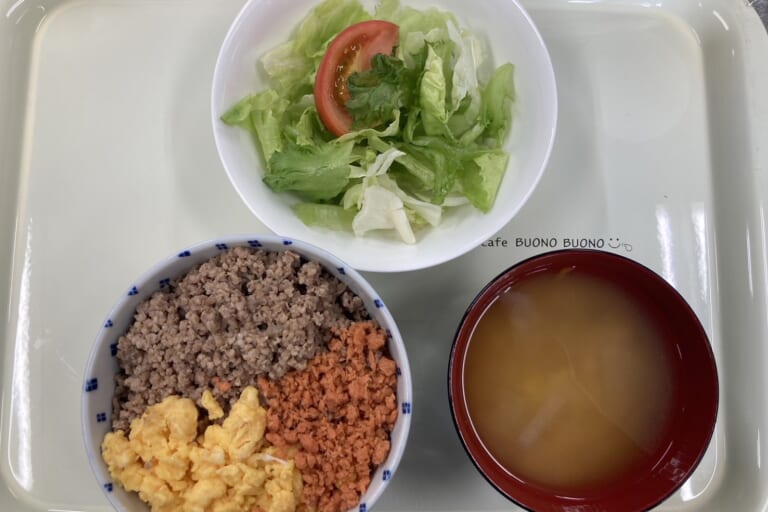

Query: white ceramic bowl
left=211, top=0, right=557, bottom=272
left=82, top=235, right=413, bottom=512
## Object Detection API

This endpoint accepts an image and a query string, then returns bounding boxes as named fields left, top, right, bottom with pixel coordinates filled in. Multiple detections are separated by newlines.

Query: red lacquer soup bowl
left=448, top=249, right=718, bottom=512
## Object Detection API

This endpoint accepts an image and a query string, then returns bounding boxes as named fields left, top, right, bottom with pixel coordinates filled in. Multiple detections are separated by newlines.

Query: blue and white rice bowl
left=81, top=234, right=413, bottom=512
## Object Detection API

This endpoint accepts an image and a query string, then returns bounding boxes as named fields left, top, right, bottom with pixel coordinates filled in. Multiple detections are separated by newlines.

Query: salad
left=222, top=0, right=515, bottom=244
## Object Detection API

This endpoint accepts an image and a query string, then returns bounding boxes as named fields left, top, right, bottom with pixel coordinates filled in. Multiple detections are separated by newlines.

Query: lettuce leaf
left=264, top=140, right=357, bottom=201
left=481, top=63, right=516, bottom=144
left=293, top=0, right=370, bottom=59
left=419, top=45, right=449, bottom=137
left=294, top=203, right=356, bottom=231
left=259, top=42, right=314, bottom=97
left=352, top=184, right=415, bottom=243
left=221, top=89, right=288, bottom=162
left=459, top=150, right=510, bottom=212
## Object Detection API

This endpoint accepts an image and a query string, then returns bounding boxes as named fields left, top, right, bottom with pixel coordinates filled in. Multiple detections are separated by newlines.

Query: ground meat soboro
left=111, top=247, right=369, bottom=432
left=258, top=321, right=399, bottom=512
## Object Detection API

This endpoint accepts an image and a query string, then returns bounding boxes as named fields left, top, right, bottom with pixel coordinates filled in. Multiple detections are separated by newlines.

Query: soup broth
left=463, top=269, right=675, bottom=492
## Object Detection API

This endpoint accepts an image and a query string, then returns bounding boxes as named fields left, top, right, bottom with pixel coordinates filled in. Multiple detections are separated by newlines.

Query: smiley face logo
left=608, top=237, right=633, bottom=252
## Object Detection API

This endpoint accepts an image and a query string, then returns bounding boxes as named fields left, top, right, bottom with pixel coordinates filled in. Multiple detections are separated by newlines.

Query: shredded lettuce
left=221, top=0, right=515, bottom=244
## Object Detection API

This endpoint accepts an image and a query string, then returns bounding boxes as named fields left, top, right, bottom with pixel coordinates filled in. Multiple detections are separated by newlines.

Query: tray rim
left=0, top=0, right=767, bottom=510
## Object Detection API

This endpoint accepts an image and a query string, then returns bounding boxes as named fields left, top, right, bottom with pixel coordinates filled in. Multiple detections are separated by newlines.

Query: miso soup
left=463, top=270, right=675, bottom=492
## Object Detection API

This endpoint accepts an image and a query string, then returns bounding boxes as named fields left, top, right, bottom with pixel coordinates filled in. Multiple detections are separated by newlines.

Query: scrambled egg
left=201, top=390, right=224, bottom=421
left=102, top=386, right=301, bottom=512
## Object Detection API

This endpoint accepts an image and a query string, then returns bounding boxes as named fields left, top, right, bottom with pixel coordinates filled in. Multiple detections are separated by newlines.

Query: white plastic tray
left=1, top=0, right=767, bottom=510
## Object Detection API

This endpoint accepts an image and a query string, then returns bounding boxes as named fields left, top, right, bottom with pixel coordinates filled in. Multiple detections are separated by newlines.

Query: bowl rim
left=209, top=0, right=559, bottom=273
left=447, top=248, right=719, bottom=512
left=81, top=234, right=413, bottom=511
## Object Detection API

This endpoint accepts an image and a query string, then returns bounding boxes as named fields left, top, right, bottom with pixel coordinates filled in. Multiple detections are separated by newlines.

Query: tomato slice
left=314, top=20, right=399, bottom=137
